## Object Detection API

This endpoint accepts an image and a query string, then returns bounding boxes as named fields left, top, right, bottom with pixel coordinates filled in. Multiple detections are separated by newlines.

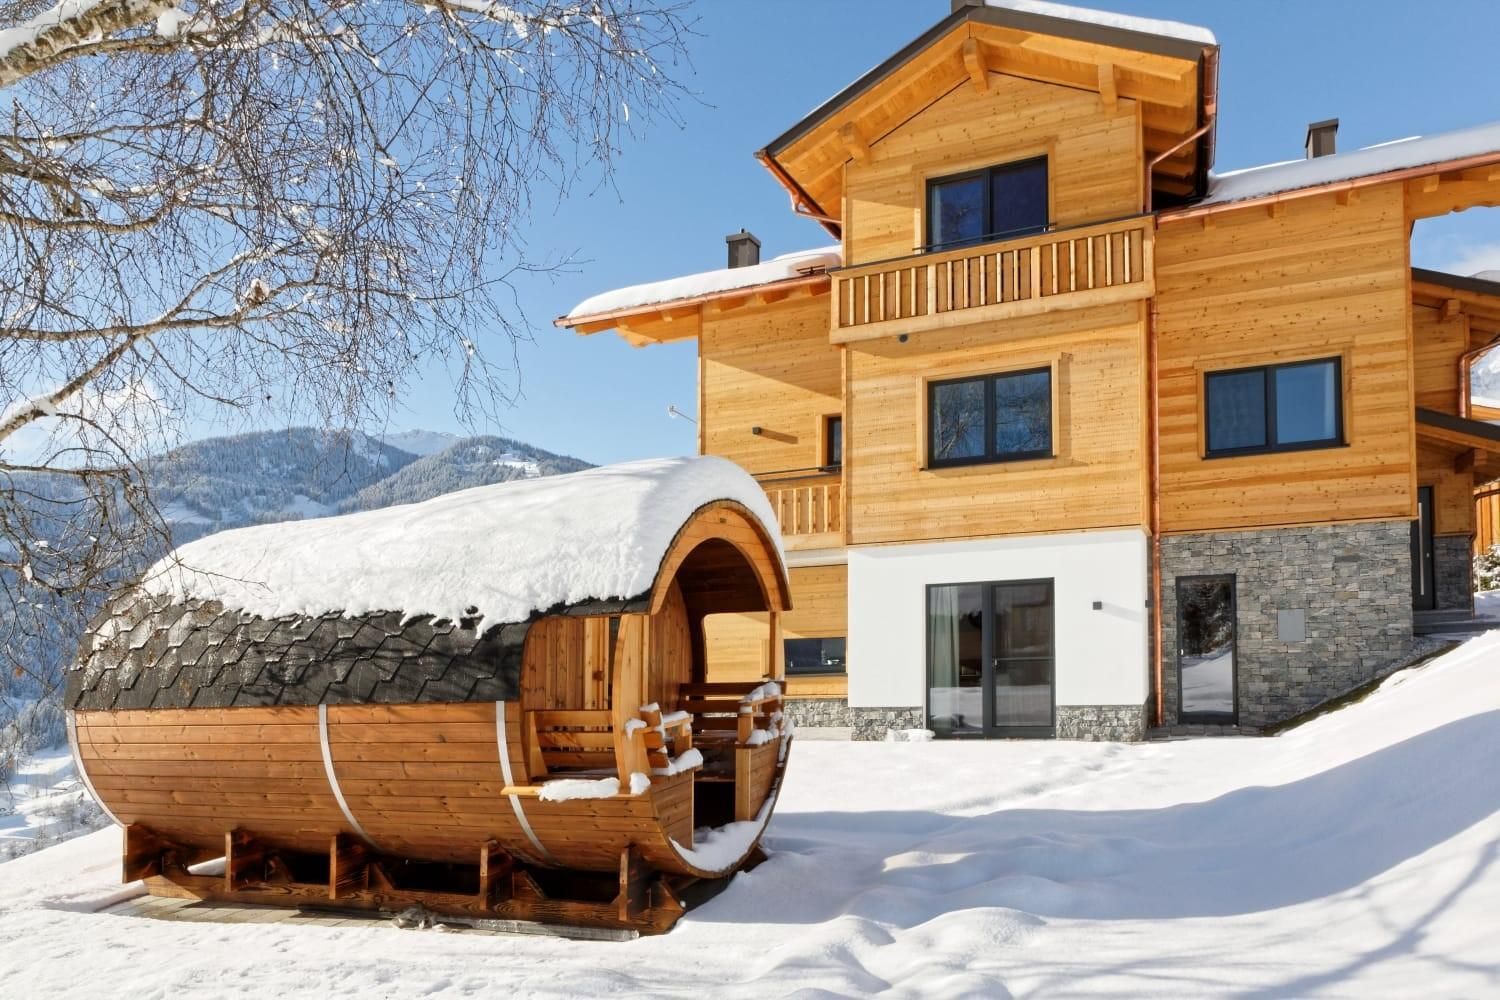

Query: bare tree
left=0, top=0, right=693, bottom=706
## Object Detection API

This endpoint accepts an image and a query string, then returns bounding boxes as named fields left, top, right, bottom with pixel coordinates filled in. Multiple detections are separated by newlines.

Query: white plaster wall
left=847, top=529, right=1149, bottom=710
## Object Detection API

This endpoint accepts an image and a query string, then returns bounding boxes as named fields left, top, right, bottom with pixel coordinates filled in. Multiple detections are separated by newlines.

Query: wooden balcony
left=829, top=216, right=1155, bottom=344
left=760, top=471, right=843, bottom=551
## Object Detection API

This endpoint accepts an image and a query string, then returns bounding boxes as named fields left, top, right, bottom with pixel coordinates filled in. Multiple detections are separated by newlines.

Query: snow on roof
left=564, top=246, right=840, bottom=321
left=1201, top=120, right=1500, bottom=208
left=980, top=0, right=1216, bottom=47
left=141, top=456, right=784, bottom=629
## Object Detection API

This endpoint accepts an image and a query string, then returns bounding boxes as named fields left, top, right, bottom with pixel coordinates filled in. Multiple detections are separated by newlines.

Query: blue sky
left=390, top=0, right=1500, bottom=465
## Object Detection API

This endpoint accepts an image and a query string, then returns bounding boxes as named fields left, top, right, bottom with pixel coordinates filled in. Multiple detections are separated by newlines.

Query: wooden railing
left=831, top=215, right=1154, bottom=341
left=760, top=471, right=842, bottom=548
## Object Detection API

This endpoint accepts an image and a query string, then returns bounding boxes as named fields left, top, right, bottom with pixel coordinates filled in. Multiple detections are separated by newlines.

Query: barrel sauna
left=65, top=457, right=793, bottom=933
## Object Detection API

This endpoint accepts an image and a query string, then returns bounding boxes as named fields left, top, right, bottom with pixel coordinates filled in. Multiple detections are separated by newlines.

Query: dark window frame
left=927, top=367, right=1054, bottom=469
left=823, top=414, right=843, bottom=470
left=1174, top=573, right=1238, bottom=725
left=924, top=577, right=1056, bottom=739
left=783, top=636, right=847, bottom=677
left=1203, top=356, right=1345, bottom=459
left=924, top=156, right=1050, bottom=253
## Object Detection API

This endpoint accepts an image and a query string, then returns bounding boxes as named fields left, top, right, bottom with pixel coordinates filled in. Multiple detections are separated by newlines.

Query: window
left=926, top=157, right=1048, bottom=251
left=784, top=637, right=846, bottom=676
left=824, top=414, right=843, bottom=469
left=1204, top=357, right=1343, bottom=457
left=928, top=368, right=1052, bottom=468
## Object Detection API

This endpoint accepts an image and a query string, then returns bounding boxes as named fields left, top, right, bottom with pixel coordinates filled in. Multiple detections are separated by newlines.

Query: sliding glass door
left=927, top=579, right=1055, bottom=738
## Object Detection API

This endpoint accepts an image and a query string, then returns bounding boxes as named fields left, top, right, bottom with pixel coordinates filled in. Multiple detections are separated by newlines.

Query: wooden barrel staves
left=65, top=458, right=794, bottom=934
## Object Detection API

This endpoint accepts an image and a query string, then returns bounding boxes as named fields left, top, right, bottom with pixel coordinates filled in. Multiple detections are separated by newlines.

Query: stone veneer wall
left=786, top=699, right=1148, bottom=741
left=1056, top=704, right=1147, bottom=742
left=1160, top=520, right=1413, bottom=729
left=783, top=699, right=924, bottom=741
left=1433, top=535, right=1474, bottom=611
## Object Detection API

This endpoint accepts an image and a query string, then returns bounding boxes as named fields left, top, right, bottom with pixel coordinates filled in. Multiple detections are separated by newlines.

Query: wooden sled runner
left=65, top=458, right=794, bottom=934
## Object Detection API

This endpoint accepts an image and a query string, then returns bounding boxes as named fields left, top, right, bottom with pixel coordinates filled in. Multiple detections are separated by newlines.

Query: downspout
left=1144, top=47, right=1219, bottom=213
left=1148, top=297, right=1165, bottom=727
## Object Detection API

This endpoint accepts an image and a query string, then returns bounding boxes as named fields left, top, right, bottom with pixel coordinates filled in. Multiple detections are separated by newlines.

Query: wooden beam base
left=133, top=833, right=703, bottom=935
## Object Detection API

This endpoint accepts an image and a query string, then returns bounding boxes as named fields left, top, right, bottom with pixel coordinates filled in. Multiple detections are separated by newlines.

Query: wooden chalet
left=559, top=0, right=1500, bottom=740
left=66, top=458, right=793, bottom=933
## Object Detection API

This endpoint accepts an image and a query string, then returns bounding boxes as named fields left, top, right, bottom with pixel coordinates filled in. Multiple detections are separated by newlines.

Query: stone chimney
left=726, top=229, right=762, bottom=269
left=1305, top=119, right=1339, bottom=159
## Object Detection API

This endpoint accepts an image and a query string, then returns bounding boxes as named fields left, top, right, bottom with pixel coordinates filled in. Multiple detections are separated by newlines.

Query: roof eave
left=555, top=271, right=831, bottom=331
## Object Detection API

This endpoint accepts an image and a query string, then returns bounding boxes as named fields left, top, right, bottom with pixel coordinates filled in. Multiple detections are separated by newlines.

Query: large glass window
left=929, top=368, right=1052, bottom=468
left=1204, top=357, right=1343, bottom=458
left=928, top=579, right=1055, bottom=738
left=784, top=637, right=846, bottom=676
left=926, top=158, right=1048, bottom=251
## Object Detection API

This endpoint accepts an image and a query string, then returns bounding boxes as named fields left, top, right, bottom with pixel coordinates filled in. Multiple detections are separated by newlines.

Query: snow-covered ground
left=4, top=632, right=1500, bottom=997
left=0, top=749, right=105, bottom=863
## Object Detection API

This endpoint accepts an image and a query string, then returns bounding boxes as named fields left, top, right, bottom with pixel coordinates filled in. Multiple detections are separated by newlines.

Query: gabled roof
left=758, top=0, right=1218, bottom=232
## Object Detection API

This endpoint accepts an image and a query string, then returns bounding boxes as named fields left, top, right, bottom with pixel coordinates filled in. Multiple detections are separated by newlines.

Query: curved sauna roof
left=67, top=457, right=790, bottom=712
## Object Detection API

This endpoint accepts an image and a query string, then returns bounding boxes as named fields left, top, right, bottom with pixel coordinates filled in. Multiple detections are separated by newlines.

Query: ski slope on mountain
left=2, top=633, right=1499, bottom=998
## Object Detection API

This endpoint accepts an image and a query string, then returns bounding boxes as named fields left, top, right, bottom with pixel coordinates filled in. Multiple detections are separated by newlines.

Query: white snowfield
left=5, top=631, right=1500, bottom=996
left=138, top=456, right=783, bottom=630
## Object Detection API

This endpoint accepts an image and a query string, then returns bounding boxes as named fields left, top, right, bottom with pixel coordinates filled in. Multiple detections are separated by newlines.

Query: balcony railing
left=758, top=470, right=843, bottom=550
left=830, top=215, right=1155, bottom=343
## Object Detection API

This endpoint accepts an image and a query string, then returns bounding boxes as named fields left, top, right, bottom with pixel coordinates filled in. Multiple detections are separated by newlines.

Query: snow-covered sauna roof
left=1185, top=120, right=1500, bottom=212
left=563, top=246, right=840, bottom=323
left=142, top=456, right=785, bottom=628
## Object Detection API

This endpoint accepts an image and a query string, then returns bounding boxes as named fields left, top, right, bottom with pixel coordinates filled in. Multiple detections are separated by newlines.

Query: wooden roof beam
left=961, top=38, right=989, bottom=93
left=1097, top=62, right=1118, bottom=112
left=837, top=122, right=871, bottom=163
left=1409, top=176, right=1500, bottom=219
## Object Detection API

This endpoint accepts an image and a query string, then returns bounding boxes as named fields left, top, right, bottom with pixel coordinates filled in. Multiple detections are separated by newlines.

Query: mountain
left=146, top=428, right=420, bottom=544
left=378, top=429, right=461, bottom=457
left=341, top=435, right=593, bottom=512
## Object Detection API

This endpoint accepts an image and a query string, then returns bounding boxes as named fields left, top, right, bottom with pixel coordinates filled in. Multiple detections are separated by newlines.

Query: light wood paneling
left=701, top=293, right=841, bottom=476
left=705, top=564, right=848, bottom=697
left=845, top=300, right=1147, bottom=546
left=1413, top=301, right=1468, bottom=414
left=843, top=73, right=1142, bottom=266
left=1418, top=442, right=1475, bottom=536
left=1155, top=183, right=1416, bottom=532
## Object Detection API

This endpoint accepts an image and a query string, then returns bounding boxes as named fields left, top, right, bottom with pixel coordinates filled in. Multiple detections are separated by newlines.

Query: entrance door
left=927, top=579, right=1055, bottom=738
left=1176, top=575, right=1237, bottom=723
left=1411, top=485, right=1436, bottom=611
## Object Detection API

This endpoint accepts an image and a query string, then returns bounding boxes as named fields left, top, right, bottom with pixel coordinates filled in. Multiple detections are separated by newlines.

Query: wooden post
left=478, top=840, right=512, bottom=906
left=611, top=615, right=652, bottom=782
left=616, top=846, right=649, bottom=923
left=734, top=746, right=755, bottom=822
left=329, top=834, right=370, bottom=900
left=768, top=611, right=784, bottom=682
left=225, top=829, right=268, bottom=891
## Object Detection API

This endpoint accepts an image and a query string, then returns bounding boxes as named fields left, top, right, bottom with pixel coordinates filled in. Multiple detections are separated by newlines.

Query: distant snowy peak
left=379, top=429, right=460, bottom=457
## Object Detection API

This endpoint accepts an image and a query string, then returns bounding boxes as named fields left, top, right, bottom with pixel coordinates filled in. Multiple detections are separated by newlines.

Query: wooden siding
left=1413, top=301, right=1468, bottom=414
left=705, top=564, right=848, bottom=697
left=1418, top=442, right=1476, bottom=536
left=842, top=73, right=1143, bottom=267
left=1478, top=489, right=1500, bottom=553
left=845, top=300, right=1147, bottom=546
left=700, top=294, right=841, bottom=476
left=1155, top=183, right=1416, bottom=533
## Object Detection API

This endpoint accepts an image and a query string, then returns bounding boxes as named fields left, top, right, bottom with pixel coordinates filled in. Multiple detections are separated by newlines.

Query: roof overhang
left=757, top=2, right=1218, bottom=236
left=1416, top=407, right=1500, bottom=482
left=555, top=271, right=831, bottom=346
left=1412, top=268, right=1500, bottom=344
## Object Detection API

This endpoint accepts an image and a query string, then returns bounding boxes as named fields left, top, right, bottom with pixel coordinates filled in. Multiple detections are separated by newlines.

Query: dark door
left=1177, top=575, right=1237, bottom=723
left=1412, top=486, right=1436, bottom=611
left=927, top=579, right=1055, bottom=738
